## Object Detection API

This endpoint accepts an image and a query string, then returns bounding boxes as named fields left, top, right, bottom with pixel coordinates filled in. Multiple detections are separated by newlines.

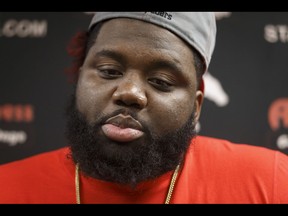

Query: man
left=0, top=12, right=288, bottom=204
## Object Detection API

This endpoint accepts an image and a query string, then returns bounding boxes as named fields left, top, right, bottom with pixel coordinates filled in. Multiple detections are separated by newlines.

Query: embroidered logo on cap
left=144, top=12, right=172, bottom=20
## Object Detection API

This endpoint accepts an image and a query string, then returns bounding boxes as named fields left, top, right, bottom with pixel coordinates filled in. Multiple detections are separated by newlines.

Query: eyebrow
left=94, top=49, right=184, bottom=75
left=148, top=59, right=183, bottom=75
left=94, top=49, right=126, bottom=65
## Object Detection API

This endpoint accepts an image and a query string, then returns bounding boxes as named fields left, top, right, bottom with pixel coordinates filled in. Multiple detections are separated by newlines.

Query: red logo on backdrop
left=266, top=98, right=288, bottom=154
left=0, top=104, right=35, bottom=148
left=0, top=104, right=34, bottom=122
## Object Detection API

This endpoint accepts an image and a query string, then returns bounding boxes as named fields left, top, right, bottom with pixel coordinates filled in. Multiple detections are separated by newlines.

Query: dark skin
left=68, top=18, right=204, bottom=186
left=77, top=18, right=203, bottom=138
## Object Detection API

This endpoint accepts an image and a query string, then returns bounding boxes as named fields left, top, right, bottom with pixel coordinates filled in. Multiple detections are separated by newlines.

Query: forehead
left=89, top=19, right=196, bottom=70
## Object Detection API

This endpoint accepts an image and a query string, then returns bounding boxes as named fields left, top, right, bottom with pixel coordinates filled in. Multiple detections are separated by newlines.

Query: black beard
left=65, top=92, right=197, bottom=188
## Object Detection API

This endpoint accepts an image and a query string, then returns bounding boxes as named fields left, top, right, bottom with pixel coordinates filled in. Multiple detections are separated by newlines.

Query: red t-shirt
left=0, top=136, right=288, bottom=204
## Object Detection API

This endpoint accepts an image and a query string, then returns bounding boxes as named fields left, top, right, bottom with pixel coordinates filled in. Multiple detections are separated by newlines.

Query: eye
left=98, top=69, right=123, bottom=79
left=148, top=78, right=173, bottom=92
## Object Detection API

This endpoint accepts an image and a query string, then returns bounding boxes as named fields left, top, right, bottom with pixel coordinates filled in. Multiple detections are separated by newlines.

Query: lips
left=101, top=114, right=144, bottom=142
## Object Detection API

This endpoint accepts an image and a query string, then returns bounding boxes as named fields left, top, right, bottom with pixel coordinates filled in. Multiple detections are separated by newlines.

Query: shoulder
left=194, top=135, right=282, bottom=156
left=191, top=135, right=288, bottom=169
left=0, top=147, right=71, bottom=180
left=0, top=147, right=70, bottom=168
left=0, top=147, right=74, bottom=203
left=185, top=136, right=288, bottom=203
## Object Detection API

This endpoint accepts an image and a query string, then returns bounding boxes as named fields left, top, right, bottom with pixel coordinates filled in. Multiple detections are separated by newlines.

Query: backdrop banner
left=1, top=12, right=287, bottom=165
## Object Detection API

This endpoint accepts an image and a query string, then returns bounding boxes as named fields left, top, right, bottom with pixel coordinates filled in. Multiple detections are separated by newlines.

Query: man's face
left=67, top=18, right=203, bottom=186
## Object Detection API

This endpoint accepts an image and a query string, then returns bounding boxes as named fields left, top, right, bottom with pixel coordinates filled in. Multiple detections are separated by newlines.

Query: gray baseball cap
left=89, top=12, right=217, bottom=73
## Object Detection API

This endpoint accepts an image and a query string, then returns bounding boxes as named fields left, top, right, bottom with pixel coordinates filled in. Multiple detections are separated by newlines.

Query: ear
left=194, top=78, right=204, bottom=122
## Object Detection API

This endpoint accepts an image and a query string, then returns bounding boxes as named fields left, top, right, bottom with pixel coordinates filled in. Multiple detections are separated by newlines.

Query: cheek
left=75, top=72, right=110, bottom=123
left=149, top=92, right=195, bottom=134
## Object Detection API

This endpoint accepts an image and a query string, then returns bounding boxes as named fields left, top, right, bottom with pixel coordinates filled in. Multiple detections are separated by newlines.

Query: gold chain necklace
left=75, top=163, right=181, bottom=204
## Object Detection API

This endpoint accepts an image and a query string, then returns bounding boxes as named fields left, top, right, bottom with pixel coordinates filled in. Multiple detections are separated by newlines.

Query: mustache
left=99, top=109, right=138, bottom=124
left=98, top=108, right=150, bottom=134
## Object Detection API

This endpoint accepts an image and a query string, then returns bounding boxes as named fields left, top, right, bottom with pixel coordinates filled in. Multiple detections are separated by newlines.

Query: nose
left=112, top=78, right=147, bottom=109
